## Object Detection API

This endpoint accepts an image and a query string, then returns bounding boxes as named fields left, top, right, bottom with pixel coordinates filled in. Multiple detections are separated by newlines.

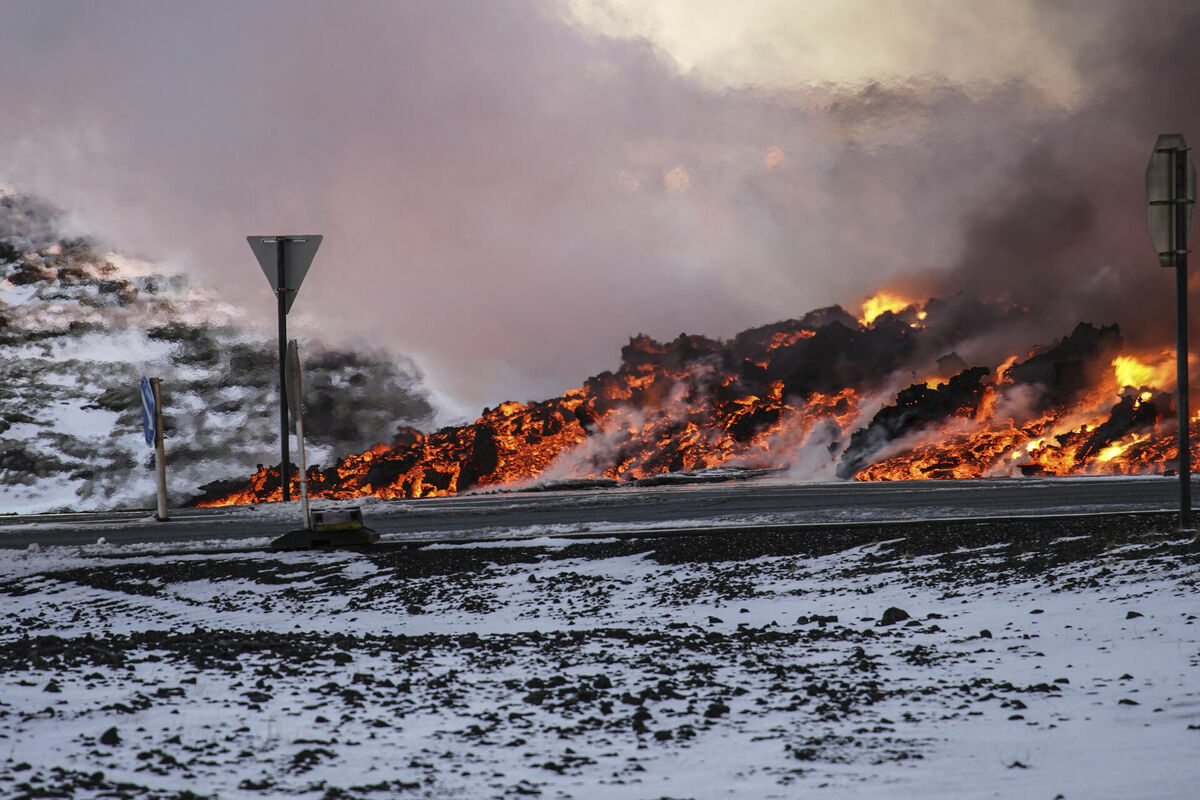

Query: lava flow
left=190, top=292, right=1200, bottom=506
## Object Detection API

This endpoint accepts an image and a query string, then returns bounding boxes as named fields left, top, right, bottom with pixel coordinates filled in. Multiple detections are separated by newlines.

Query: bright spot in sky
left=764, top=145, right=785, bottom=170
left=663, top=165, right=691, bottom=193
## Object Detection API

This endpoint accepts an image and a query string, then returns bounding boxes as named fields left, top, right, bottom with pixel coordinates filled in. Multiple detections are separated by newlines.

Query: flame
left=995, top=355, right=1018, bottom=383
left=1112, top=351, right=1175, bottom=390
left=859, top=291, right=918, bottom=326
left=1095, top=433, right=1148, bottom=464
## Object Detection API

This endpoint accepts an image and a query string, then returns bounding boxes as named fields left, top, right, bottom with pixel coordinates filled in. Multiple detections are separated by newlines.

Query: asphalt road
left=0, top=474, right=1194, bottom=550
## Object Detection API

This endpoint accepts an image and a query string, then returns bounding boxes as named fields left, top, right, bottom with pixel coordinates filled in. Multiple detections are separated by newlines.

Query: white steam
left=0, top=0, right=1186, bottom=418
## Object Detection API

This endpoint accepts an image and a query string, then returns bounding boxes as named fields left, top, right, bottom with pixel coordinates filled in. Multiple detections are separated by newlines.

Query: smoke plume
left=1, top=1, right=1198, bottom=415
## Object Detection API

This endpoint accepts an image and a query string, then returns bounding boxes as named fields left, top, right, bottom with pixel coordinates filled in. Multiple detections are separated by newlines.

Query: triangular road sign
left=1145, top=135, right=1195, bottom=268
left=248, top=235, right=322, bottom=313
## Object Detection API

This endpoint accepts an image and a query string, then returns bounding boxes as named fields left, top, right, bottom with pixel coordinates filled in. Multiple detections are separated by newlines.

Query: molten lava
left=859, top=290, right=919, bottom=326
left=190, top=300, right=1199, bottom=507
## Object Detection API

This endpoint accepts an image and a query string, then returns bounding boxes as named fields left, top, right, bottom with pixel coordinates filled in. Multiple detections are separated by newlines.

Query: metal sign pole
left=1146, top=135, right=1196, bottom=531
left=286, top=339, right=311, bottom=529
left=249, top=234, right=320, bottom=506
left=276, top=239, right=291, bottom=503
left=296, top=399, right=311, bottom=529
left=150, top=378, right=169, bottom=521
left=1175, top=147, right=1193, bottom=530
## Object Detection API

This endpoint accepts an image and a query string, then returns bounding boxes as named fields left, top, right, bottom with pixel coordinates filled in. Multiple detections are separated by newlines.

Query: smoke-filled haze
left=0, top=0, right=1196, bottom=415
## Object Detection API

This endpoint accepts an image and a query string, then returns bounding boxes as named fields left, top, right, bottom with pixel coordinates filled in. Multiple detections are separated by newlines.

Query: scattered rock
left=99, top=727, right=121, bottom=746
left=879, top=607, right=910, bottom=626
left=289, top=747, right=336, bottom=773
left=704, top=701, right=730, bottom=719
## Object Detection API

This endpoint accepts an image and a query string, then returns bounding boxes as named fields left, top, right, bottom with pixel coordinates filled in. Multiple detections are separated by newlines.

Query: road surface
left=0, top=474, right=1192, bottom=549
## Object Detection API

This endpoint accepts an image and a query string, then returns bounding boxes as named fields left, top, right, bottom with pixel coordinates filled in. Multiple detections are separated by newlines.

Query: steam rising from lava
left=3, top=2, right=1200, bottom=412
left=191, top=292, right=1197, bottom=506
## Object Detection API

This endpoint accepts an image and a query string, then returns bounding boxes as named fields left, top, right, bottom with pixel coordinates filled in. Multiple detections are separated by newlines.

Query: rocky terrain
left=0, top=190, right=436, bottom=513
left=1, top=515, right=1198, bottom=798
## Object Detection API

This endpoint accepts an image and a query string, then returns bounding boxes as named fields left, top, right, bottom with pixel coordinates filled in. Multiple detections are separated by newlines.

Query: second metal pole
left=277, top=239, right=291, bottom=503
left=150, top=378, right=169, bottom=521
left=1175, top=147, right=1192, bottom=530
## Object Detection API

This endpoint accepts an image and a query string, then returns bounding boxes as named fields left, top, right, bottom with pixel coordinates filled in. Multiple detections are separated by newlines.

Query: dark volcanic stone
left=99, top=727, right=121, bottom=746
left=704, top=701, right=730, bottom=719
left=837, top=367, right=990, bottom=479
left=879, top=607, right=911, bottom=626
left=1007, top=322, right=1122, bottom=409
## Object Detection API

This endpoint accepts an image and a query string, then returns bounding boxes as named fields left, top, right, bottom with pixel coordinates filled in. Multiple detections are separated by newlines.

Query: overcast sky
left=1, top=0, right=1196, bottom=415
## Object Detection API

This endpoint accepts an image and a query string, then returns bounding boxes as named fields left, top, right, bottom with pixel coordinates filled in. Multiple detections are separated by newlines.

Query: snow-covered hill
left=0, top=190, right=436, bottom=513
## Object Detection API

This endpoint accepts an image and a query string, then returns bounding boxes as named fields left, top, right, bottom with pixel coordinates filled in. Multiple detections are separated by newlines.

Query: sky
left=0, top=0, right=1197, bottom=416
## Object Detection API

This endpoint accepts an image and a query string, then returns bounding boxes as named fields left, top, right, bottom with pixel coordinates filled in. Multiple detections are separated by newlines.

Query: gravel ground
left=1, top=513, right=1199, bottom=798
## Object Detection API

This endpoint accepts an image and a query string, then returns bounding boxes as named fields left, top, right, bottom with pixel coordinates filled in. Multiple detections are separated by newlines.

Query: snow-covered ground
left=1, top=520, right=1198, bottom=798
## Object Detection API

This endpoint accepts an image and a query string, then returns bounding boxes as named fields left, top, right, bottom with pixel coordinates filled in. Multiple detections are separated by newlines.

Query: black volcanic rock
left=770, top=318, right=921, bottom=399
left=1007, top=322, right=1122, bottom=409
left=456, top=423, right=501, bottom=492
left=621, top=333, right=723, bottom=372
left=837, top=367, right=990, bottom=479
left=1075, top=390, right=1172, bottom=463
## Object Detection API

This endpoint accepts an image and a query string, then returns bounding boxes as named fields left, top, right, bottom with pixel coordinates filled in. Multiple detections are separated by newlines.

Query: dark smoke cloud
left=904, top=1, right=1200, bottom=363
left=1, top=0, right=1197, bottom=417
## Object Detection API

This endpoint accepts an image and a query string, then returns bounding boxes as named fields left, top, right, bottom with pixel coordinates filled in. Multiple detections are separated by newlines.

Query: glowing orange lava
left=859, top=291, right=919, bottom=326
left=190, top=311, right=1196, bottom=507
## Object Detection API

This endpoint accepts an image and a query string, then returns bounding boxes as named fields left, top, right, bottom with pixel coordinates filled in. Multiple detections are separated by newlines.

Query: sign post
left=248, top=235, right=322, bottom=503
left=286, top=339, right=311, bottom=530
left=1146, top=134, right=1197, bottom=530
left=140, top=376, right=169, bottom=521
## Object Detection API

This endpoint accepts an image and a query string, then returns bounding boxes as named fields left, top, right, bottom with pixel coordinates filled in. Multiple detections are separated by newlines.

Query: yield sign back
left=248, top=235, right=322, bottom=313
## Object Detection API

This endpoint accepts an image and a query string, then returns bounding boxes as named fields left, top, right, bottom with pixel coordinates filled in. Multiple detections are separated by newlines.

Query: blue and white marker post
left=140, top=376, right=169, bottom=521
